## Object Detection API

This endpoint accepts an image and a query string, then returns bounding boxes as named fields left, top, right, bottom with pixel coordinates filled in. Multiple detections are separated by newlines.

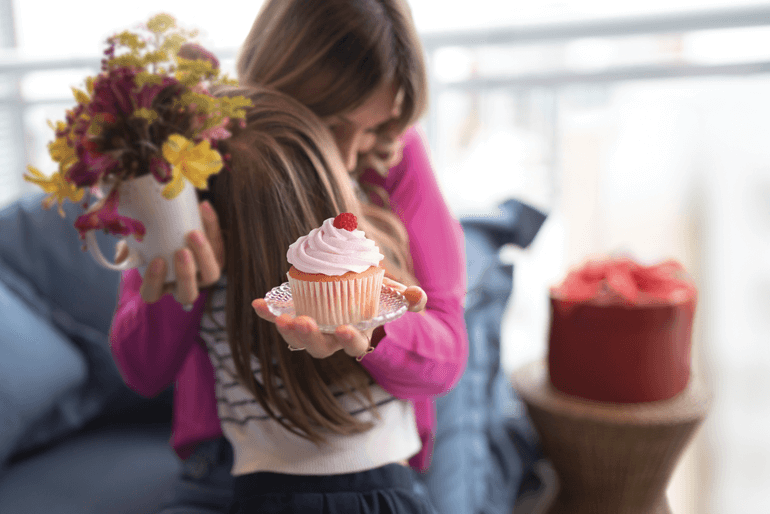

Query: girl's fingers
left=140, top=258, right=167, bottom=303
left=173, top=248, right=199, bottom=305
left=252, top=303, right=372, bottom=359
left=403, top=286, right=427, bottom=312
left=252, top=298, right=277, bottom=322
left=274, top=315, right=330, bottom=357
left=200, top=201, right=225, bottom=269
left=382, top=277, right=427, bottom=312
left=335, top=325, right=373, bottom=358
left=274, top=314, right=306, bottom=351
left=382, top=276, right=406, bottom=292
left=290, top=317, right=338, bottom=358
left=186, top=229, right=220, bottom=286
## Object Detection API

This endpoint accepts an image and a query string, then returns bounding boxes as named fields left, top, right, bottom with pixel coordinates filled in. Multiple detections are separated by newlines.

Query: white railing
left=2, top=5, right=770, bottom=203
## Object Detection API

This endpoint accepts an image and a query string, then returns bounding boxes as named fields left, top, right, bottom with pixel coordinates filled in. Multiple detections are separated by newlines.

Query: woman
left=111, top=1, right=468, bottom=512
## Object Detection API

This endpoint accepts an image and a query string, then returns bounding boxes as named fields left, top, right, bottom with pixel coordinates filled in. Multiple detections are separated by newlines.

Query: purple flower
left=90, top=67, right=136, bottom=117
left=66, top=141, right=119, bottom=188
left=74, top=188, right=146, bottom=240
left=150, top=155, right=172, bottom=183
left=135, top=76, right=178, bottom=109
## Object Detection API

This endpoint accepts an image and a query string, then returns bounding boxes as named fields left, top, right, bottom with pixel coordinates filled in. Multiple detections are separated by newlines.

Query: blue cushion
left=0, top=279, right=87, bottom=469
left=0, top=193, right=130, bottom=458
left=0, top=193, right=120, bottom=334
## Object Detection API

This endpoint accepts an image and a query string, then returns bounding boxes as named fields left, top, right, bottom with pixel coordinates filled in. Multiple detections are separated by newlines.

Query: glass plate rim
left=264, top=281, right=409, bottom=333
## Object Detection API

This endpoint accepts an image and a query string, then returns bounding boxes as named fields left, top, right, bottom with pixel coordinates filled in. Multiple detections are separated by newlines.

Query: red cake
left=547, top=257, right=697, bottom=403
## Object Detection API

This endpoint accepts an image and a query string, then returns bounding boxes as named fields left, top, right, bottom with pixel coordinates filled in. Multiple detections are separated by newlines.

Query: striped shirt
left=200, top=278, right=422, bottom=476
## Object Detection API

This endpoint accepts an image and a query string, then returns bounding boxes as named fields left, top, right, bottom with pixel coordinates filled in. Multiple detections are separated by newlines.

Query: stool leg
left=524, top=402, right=704, bottom=514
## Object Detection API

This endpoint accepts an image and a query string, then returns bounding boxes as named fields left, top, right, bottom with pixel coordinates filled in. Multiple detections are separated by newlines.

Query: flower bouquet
left=23, top=14, right=251, bottom=281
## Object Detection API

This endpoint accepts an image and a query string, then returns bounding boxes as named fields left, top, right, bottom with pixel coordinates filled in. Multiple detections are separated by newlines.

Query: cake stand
left=511, top=360, right=711, bottom=514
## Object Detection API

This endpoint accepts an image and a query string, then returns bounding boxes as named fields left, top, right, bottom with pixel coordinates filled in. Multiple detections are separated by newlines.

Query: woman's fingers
left=114, top=241, right=129, bottom=264
left=173, top=248, right=199, bottom=305
left=136, top=200, right=223, bottom=307
left=140, top=258, right=168, bottom=303
left=186, top=229, right=220, bottom=286
left=200, top=201, right=225, bottom=269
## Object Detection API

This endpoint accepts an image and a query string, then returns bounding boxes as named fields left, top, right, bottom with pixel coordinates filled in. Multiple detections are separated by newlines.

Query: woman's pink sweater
left=109, top=126, right=468, bottom=471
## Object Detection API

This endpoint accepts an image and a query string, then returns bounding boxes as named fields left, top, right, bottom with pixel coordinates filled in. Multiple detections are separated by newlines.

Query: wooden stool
left=512, top=360, right=711, bottom=514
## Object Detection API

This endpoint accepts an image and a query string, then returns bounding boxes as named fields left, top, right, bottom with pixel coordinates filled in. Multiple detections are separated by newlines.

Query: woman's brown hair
left=237, top=0, right=428, bottom=180
left=206, top=85, right=409, bottom=442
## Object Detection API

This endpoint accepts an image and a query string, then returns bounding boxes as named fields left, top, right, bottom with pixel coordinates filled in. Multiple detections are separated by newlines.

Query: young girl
left=205, top=84, right=443, bottom=512
left=111, top=0, right=468, bottom=511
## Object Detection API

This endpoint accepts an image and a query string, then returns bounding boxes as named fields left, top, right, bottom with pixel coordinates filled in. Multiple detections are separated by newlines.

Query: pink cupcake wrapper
left=288, top=269, right=385, bottom=326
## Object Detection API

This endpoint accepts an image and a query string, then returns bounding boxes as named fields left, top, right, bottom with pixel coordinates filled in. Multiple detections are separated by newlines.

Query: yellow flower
left=71, top=87, right=89, bottom=105
left=47, top=136, right=77, bottom=169
left=114, top=30, right=146, bottom=52
left=134, top=71, right=164, bottom=89
left=108, top=54, right=143, bottom=69
left=23, top=166, right=84, bottom=216
left=141, top=49, right=169, bottom=67
left=134, top=108, right=159, bottom=123
left=160, top=33, right=187, bottom=55
left=161, top=134, right=223, bottom=199
left=147, top=13, right=176, bottom=34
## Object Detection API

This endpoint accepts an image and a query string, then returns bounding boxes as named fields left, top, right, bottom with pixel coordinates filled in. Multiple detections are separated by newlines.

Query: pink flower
left=198, top=116, right=231, bottom=141
left=66, top=142, right=119, bottom=187
left=74, top=188, right=146, bottom=240
left=150, top=155, right=172, bottom=183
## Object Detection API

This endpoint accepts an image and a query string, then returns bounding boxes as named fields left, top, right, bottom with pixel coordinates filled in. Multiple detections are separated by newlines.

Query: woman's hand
left=115, top=200, right=225, bottom=307
left=251, top=277, right=426, bottom=360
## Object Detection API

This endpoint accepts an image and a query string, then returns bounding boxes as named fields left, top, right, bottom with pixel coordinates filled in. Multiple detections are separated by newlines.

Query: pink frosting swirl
left=287, top=218, right=384, bottom=275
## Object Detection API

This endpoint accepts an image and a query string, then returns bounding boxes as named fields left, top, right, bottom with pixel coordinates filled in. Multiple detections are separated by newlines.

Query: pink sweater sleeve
left=109, top=268, right=209, bottom=397
left=360, top=126, right=469, bottom=400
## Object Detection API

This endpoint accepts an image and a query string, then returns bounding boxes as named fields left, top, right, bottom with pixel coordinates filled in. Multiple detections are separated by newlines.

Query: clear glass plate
left=264, top=282, right=409, bottom=334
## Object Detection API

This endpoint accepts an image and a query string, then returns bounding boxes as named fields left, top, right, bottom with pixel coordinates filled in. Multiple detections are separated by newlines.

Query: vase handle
left=84, top=231, right=144, bottom=271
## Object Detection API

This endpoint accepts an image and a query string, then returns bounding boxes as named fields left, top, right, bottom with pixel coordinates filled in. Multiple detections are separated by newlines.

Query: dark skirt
left=229, top=463, right=438, bottom=514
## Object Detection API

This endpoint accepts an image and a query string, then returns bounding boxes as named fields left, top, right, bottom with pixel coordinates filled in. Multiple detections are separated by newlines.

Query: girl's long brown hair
left=206, top=85, right=408, bottom=442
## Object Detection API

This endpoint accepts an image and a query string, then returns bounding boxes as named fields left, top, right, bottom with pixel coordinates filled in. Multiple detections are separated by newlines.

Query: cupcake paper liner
left=288, top=269, right=385, bottom=327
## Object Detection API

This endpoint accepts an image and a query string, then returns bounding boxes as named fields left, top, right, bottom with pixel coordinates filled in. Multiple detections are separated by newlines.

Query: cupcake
left=286, top=213, right=385, bottom=326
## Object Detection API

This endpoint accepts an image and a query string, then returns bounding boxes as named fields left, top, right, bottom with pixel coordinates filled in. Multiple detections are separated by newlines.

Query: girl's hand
left=116, top=200, right=225, bottom=307
left=251, top=278, right=427, bottom=359
left=382, top=277, right=428, bottom=313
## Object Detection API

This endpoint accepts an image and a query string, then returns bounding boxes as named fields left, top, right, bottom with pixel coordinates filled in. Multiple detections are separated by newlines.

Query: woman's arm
left=359, top=126, right=469, bottom=400
left=109, top=268, right=209, bottom=397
